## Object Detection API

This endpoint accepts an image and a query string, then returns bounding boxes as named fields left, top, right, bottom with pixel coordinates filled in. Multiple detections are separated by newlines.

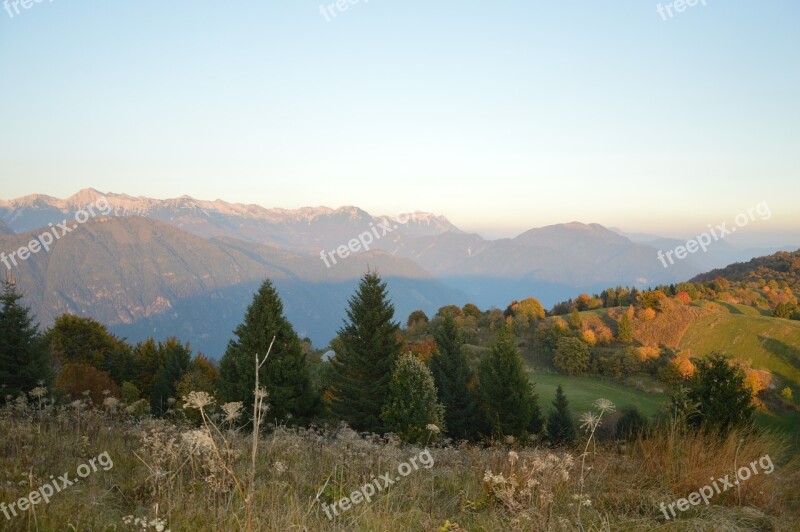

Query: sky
left=1, top=1, right=798, bottom=243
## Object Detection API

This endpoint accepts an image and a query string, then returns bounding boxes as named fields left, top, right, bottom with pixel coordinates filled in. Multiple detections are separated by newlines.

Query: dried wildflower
left=221, top=401, right=243, bottom=422
left=508, top=450, right=519, bottom=466
left=426, top=424, right=441, bottom=434
left=593, top=398, right=616, bottom=412
left=505, top=435, right=515, bottom=445
left=181, top=429, right=215, bottom=454
left=274, top=461, right=287, bottom=474
left=579, top=411, right=600, bottom=432
left=255, top=388, right=268, bottom=399
left=29, top=387, right=47, bottom=399
left=183, top=391, right=215, bottom=410
left=103, top=397, right=120, bottom=410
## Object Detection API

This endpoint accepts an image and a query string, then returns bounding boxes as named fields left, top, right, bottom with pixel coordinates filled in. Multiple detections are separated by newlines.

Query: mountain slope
left=0, top=216, right=467, bottom=355
left=0, top=189, right=460, bottom=253
left=690, top=250, right=800, bottom=296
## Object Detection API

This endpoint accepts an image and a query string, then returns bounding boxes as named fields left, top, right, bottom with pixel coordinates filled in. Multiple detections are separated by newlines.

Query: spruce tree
left=429, top=314, right=484, bottom=440
left=150, top=338, right=192, bottom=415
left=219, top=280, right=316, bottom=423
left=687, top=353, right=755, bottom=433
left=381, top=353, right=445, bottom=444
left=546, top=384, right=576, bottom=445
left=478, top=326, right=543, bottom=439
left=327, top=272, right=402, bottom=433
left=0, top=280, right=52, bottom=399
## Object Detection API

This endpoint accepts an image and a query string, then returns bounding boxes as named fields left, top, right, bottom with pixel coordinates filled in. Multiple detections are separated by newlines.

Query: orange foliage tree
left=55, top=363, right=119, bottom=405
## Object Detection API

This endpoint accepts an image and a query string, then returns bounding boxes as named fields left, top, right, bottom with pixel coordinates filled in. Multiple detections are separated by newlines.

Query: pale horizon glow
left=1, top=1, right=798, bottom=245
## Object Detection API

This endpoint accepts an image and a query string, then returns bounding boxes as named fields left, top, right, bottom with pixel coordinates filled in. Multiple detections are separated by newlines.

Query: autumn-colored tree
left=505, top=297, right=545, bottom=321
left=638, top=308, right=657, bottom=321
left=671, top=352, right=696, bottom=379
left=674, top=291, right=692, bottom=305
left=406, top=310, right=429, bottom=328
left=461, top=303, right=481, bottom=319
left=638, top=290, right=667, bottom=311
left=581, top=330, right=597, bottom=346
left=574, top=293, right=602, bottom=311
left=407, top=338, right=438, bottom=363
left=743, top=367, right=772, bottom=400
left=436, top=305, right=462, bottom=318
left=55, top=363, right=119, bottom=406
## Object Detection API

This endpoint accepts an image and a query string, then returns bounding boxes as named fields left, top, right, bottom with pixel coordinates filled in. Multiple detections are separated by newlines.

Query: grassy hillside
left=531, top=372, right=667, bottom=417
left=678, top=311, right=800, bottom=387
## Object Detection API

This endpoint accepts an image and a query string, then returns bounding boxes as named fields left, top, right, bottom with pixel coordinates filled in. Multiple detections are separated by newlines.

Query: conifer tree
left=478, top=326, right=543, bottom=439
left=617, top=313, right=633, bottom=344
left=150, top=338, right=192, bottom=415
left=687, top=353, right=754, bottom=433
left=327, top=272, right=402, bottom=433
left=429, top=314, right=484, bottom=440
left=546, top=384, right=576, bottom=445
left=0, top=280, right=51, bottom=399
left=219, top=280, right=316, bottom=423
left=381, top=353, right=445, bottom=444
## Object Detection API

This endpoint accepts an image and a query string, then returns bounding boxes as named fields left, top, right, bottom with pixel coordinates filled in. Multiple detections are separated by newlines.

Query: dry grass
left=0, top=393, right=798, bottom=531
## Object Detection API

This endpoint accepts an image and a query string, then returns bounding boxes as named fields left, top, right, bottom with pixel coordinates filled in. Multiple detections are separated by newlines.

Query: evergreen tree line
left=0, top=272, right=756, bottom=445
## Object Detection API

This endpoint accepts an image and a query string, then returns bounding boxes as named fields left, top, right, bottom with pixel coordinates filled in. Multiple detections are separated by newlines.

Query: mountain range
left=1, top=189, right=795, bottom=357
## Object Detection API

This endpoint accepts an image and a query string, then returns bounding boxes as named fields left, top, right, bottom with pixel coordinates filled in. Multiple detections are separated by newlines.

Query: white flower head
left=183, top=391, right=215, bottom=410
left=579, top=411, right=600, bottom=432
left=593, top=398, right=616, bottom=412
left=221, top=401, right=243, bottom=422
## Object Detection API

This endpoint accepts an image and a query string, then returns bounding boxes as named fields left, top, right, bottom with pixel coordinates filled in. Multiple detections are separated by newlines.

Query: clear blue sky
left=1, top=1, right=798, bottom=242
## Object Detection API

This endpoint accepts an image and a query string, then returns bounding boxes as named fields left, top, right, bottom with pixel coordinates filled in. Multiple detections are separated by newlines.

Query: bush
left=616, top=406, right=648, bottom=440
left=382, top=354, right=445, bottom=444
left=553, top=337, right=590, bottom=376
left=54, top=363, right=119, bottom=406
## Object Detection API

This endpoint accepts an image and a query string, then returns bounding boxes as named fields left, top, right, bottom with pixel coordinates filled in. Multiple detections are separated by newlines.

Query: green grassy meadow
left=529, top=371, right=667, bottom=417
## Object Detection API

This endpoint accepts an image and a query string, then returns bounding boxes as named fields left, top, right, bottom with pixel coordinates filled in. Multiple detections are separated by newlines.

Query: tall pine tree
left=478, top=326, right=543, bottom=439
left=219, top=280, right=316, bottom=423
left=327, top=272, right=402, bottom=433
left=0, top=280, right=52, bottom=399
left=429, top=314, right=484, bottom=440
left=546, top=384, right=576, bottom=445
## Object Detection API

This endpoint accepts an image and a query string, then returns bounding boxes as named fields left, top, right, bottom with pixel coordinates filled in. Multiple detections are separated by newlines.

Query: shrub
left=553, top=337, right=590, bottom=376
left=54, top=363, right=119, bottom=405
left=382, top=354, right=445, bottom=444
left=616, top=406, right=648, bottom=440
